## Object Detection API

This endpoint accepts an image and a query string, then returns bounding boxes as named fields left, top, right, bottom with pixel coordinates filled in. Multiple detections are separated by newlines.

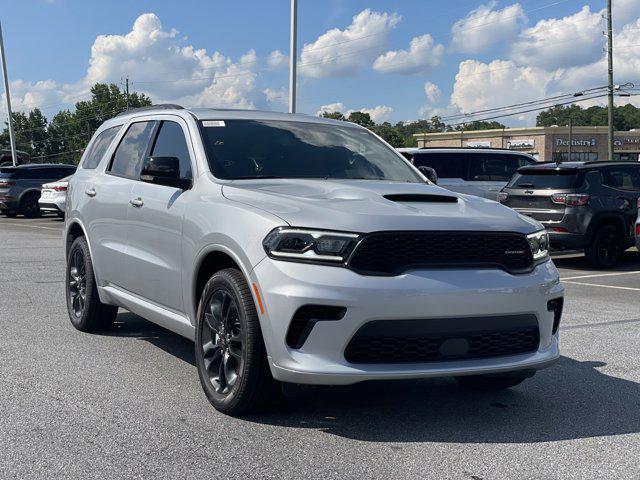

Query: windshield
left=200, top=120, right=422, bottom=182
left=508, top=170, right=583, bottom=189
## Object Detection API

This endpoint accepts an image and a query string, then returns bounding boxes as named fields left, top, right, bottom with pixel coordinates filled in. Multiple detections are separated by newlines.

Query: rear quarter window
left=82, top=126, right=122, bottom=170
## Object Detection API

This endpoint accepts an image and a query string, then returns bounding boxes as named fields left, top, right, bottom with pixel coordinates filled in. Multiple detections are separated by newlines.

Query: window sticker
left=203, top=120, right=226, bottom=127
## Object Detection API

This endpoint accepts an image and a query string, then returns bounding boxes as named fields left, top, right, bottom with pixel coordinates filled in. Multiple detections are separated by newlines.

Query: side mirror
left=140, top=156, right=191, bottom=189
left=418, top=166, right=438, bottom=184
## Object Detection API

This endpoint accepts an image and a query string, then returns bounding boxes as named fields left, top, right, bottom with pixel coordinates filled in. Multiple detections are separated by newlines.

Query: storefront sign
left=466, top=141, right=492, bottom=148
left=555, top=138, right=597, bottom=147
left=507, top=139, right=534, bottom=149
left=614, top=137, right=640, bottom=149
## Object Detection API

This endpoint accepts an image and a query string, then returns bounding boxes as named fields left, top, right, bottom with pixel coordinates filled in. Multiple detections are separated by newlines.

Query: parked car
left=65, top=106, right=563, bottom=415
left=0, top=149, right=31, bottom=167
left=39, top=175, right=73, bottom=218
left=635, top=199, right=640, bottom=251
left=0, top=164, right=76, bottom=217
left=397, top=147, right=536, bottom=200
left=499, top=161, right=640, bottom=268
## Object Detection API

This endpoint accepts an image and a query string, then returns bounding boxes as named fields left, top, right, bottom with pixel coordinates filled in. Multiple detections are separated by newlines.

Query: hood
left=222, top=179, right=542, bottom=234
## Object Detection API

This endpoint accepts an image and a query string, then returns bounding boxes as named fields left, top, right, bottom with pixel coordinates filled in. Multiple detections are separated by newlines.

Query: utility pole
left=568, top=118, right=573, bottom=162
left=125, top=77, right=130, bottom=111
left=606, top=0, right=614, bottom=161
left=0, top=20, right=17, bottom=166
left=289, top=0, right=297, bottom=113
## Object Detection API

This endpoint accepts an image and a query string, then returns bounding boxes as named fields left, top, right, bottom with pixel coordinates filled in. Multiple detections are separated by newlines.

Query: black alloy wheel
left=68, top=247, right=87, bottom=318
left=20, top=193, right=42, bottom=218
left=201, top=290, right=244, bottom=395
left=586, top=225, right=622, bottom=269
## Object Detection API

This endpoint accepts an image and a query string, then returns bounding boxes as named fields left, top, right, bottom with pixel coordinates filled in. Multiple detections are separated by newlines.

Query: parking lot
left=1, top=215, right=639, bottom=479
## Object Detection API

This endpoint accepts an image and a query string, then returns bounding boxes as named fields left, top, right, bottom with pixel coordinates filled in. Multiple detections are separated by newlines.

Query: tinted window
left=507, top=171, right=584, bottom=189
left=468, top=153, right=531, bottom=181
left=82, top=126, right=121, bottom=169
left=601, top=166, right=640, bottom=191
left=200, top=120, right=421, bottom=182
left=109, top=122, right=156, bottom=179
left=412, top=153, right=467, bottom=179
left=151, top=121, right=192, bottom=179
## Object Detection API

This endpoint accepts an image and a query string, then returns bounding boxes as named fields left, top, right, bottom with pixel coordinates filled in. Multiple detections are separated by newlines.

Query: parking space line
left=561, top=270, right=640, bottom=281
left=2, top=223, right=61, bottom=231
left=563, top=280, right=640, bottom=292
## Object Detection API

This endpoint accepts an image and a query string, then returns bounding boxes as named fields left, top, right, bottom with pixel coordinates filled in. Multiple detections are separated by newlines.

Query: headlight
left=263, top=228, right=360, bottom=264
left=527, top=229, right=549, bottom=262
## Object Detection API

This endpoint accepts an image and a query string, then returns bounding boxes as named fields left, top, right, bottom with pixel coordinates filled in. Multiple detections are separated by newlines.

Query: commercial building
left=414, top=126, right=640, bottom=162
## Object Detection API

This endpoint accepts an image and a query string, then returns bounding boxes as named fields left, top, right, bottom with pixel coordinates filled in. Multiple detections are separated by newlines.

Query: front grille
left=348, top=231, right=534, bottom=275
left=344, top=315, right=539, bottom=364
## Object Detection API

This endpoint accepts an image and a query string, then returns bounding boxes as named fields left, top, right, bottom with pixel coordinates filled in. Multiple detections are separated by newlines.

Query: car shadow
left=553, top=249, right=640, bottom=272
left=104, top=311, right=640, bottom=444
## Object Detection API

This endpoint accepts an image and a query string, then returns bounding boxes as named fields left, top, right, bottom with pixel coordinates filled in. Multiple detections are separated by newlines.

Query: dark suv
left=500, top=161, right=640, bottom=268
left=0, top=164, right=76, bottom=217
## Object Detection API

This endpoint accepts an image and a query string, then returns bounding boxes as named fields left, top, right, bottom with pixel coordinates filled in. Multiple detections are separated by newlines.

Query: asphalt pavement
left=1, top=215, right=639, bottom=479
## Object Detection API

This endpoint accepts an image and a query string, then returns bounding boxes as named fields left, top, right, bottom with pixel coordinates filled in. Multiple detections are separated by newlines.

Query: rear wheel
left=195, top=268, right=280, bottom=415
left=19, top=192, right=42, bottom=218
left=455, top=371, right=533, bottom=391
left=66, top=236, right=118, bottom=332
left=585, top=224, right=622, bottom=269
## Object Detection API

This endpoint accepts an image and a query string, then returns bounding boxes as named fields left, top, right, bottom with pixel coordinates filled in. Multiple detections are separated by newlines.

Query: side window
left=601, top=166, right=640, bottom=191
left=150, top=121, right=192, bottom=179
left=82, top=126, right=122, bottom=170
left=109, top=121, right=156, bottom=179
left=412, top=153, right=467, bottom=179
left=469, top=154, right=522, bottom=182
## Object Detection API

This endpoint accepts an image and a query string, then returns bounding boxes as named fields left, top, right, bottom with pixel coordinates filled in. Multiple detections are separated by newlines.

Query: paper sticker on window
left=203, top=120, right=226, bottom=127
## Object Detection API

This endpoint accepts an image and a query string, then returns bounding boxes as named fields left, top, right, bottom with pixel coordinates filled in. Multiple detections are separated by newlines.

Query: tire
left=19, top=192, right=42, bottom=218
left=585, top=224, right=623, bottom=269
left=65, top=236, right=118, bottom=332
left=455, top=371, right=533, bottom=391
left=195, top=268, right=280, bottom=415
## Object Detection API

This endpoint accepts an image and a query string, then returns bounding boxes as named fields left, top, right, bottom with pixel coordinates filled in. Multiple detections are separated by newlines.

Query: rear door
left=84, top=121, right=156, bottom=290
left=125, top=119, right=194, bottom=311
left=599, top=165, right=640, bottom=240
left=466, top=153, right=533, bottom=199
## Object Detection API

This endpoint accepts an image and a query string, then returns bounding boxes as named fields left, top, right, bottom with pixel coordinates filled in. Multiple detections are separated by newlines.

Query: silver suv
left=65, top=106, right=563, bottom=415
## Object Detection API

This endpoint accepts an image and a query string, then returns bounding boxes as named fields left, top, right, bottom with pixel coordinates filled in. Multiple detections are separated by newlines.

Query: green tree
left=372, top=122, right=405, bottom=147
left=454, top=120, right=506, bottom=131
left=536, top=104, right=640, bottom=130
left=320, top=111, right=346, bottom=121
left=347, top=111, right=375, bottom=129
left=1, top=108, right=49, bottom=157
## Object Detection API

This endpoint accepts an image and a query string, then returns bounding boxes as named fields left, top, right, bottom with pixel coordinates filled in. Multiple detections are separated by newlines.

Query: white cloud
left=316, top=103, right=348, bottom=116
left=267, top=50, right=288, bottom=70
left=300, top=9, right=401, bottom=78
left=450, top=59, right=552, bottom=124
left=263, top=86, right=288, bottom=110
left=423, top=82, right=441, bottom=104
left=373, top=34, right=444, bottom=75
left=451, top=2, right=526, bottom=54
left=510, top=6, right=603, bottom=70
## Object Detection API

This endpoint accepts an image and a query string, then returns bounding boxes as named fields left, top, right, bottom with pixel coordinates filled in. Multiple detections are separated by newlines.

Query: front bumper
left=251, top=258, right=564, bottom=385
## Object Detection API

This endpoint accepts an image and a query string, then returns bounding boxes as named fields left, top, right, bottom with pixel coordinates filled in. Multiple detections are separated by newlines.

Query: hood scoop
left=383, top=194, right=458, bottom=203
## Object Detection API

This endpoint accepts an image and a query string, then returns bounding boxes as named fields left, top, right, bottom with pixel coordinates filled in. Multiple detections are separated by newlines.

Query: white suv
left=65, top=105, right=564, bottom=415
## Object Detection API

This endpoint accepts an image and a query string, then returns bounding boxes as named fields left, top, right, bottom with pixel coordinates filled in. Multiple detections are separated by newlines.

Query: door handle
left=85, top=188, right=96, bottom=197
left=129, top=197, right=144, bottom=208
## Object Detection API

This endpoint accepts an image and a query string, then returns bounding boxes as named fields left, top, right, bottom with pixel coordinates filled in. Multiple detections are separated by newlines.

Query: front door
left=125, top=119, right=194, bottom=312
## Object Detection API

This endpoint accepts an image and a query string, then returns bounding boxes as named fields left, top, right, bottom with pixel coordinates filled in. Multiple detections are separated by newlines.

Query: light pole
left=0, top=20, right=17, bottom=166
left=289, top=0, right=298, bottom=114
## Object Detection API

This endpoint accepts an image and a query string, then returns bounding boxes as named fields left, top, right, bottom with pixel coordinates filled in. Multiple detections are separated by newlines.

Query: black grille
left=348, top=231, right=534, bottom=275
left=344, top=315, right=539, bottom=364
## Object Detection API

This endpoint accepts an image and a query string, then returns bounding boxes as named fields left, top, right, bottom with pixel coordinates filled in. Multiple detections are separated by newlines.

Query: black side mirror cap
left=140, top=156, right=191, bottom=189
left=418, top=166, right=438, bottom=184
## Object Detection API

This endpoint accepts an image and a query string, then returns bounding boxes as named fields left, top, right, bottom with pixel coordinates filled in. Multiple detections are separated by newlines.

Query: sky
left=1, top=0, right=640, bottom=127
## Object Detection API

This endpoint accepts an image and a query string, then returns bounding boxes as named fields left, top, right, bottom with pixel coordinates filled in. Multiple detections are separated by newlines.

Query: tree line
left=4, top=82, right=640, bottom=163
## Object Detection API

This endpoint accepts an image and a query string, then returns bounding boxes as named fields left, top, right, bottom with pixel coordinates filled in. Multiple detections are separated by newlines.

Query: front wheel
left=66, top=236, right=118, bottom=331
left=195, top=268, right=280, bottom=415
left=455, top=371, right=534, bottom=391
left=585, top=225, right=623, bottom=269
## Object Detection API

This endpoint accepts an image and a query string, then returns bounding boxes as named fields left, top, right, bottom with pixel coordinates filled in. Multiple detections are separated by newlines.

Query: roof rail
left=115, top=104, right=184, bottom=117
